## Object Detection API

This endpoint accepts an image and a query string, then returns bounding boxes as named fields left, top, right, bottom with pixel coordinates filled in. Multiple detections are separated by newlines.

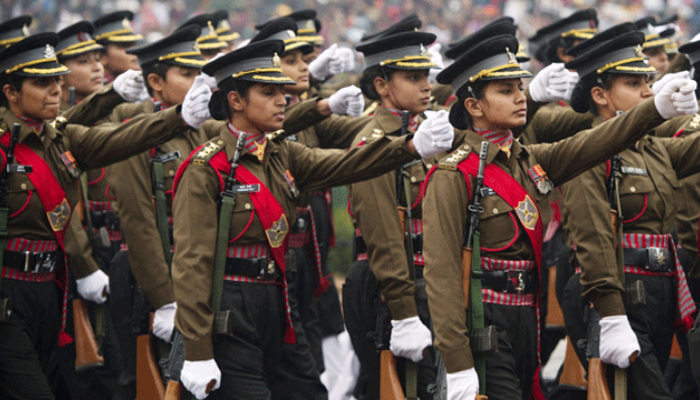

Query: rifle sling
left=212, top=193, right=235, bottom=315
left=79, top=173, right=94, bottom=230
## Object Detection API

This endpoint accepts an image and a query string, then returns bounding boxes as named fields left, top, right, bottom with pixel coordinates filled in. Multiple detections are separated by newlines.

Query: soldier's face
left=149, top=66, right=200, bottom=106
left=281, top=50, right=309, bottom=95
left=5, top=76, right=62, bottom=121
left=62, top=51, right=105, bottom=99
left=644, top=47, right=669, bottom=75
left=233, top=83, right=287, bottom=134
left=598, top=74, right=653, bottom=115
left=471, top=78, right=527, bottom=131
left=99, top=43, right=140, bottom=76
left=377, top=69, right=432, bottom=114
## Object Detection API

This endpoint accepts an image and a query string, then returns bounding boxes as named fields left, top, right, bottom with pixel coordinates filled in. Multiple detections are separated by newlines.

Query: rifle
left=135, top=313, right=164, bottom=400
left=462, top=141, right=496, bottom=400
left=69, top=86, right=76, bottom=108
left=150, top=101, right=174, bottom=267
left=0, top=123, right=24, bottom=322
left=162, top=133, right=248, bottom=399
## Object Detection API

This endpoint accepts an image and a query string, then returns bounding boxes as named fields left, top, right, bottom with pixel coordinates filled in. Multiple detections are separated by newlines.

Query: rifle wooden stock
left=135, top=313, right=164, bottom=400
left=587, top=358, right=612, bottom=400
left=380, top=350, right=404, bottom=400
left=610, top=210, right=618, bottom=242
left=398, top=206, right=407, bottom=234
left=163, top=381, right=182, bottom=400
left=462, top=247, right=473, bottom=310
left=73, top=299, right=104, bottom=371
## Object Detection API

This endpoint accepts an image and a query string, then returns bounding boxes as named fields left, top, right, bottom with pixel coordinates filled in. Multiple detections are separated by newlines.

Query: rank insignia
left=47, top=198, right=71, bottom=231
left=515, top=195, right=539, bottom=231
left=527, top=164, right=554, bottom=194
left=689, top=114, right=700, bottom=130
left=273, top=53, right=281, bottom=68
left=266, top=215, right=289, bottom=248
left=283, top=170, right=299, bottom=198
left=60, top=151, right=81, bottom=178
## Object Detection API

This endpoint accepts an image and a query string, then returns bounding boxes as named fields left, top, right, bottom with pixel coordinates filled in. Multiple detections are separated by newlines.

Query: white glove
left=446, top=368, right=479, bottom=400
left=599, top=315, right=640, bottom=369
left=528, top=63, right=579, bottom=103
left=182, top=75, right=213, bottom=129
left=413, top=109, right=453, bottom=158
left=76, top=269, right=110, bottom=304
left=309, top=44, right=344, bottom=81
left=654, top=78, right=699, bottom=119
left=336, top=47, right=356, bottom=73
left=328, top=85, right=364, bottom=117
left=113, top=69, right=149, bottom=103
left=181, top=359, right=221, bottom=399
left=428, top=43, right=444, bottom=84
left=389, top=316, right=432, bottom=362
left=152, top=302, right=177, bottom=342
left=199, top=72, right=218, bottom=91
left=652, top=71, right=691, bottom=95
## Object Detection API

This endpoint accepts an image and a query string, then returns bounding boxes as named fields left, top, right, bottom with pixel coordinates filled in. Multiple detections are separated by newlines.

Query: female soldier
left=170, top=39, right=451, bottom=399
left=423, top=30, right=697, bottom=399
left=56, top=21, right=105, bottom=111
left=343, top=27, right=441, bottom=400
left=559, top=25, right=700, bottom=399
left=0, top=33, right=201, bottom=399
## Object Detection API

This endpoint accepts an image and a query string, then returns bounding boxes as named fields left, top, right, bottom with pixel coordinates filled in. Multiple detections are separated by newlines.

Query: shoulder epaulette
left=267, top=129, right=286, bottom=141
left=687, top=113, right=700, bottom=131
left=191, top=137, right=225, bottom=166
left=50, top=116, right=68, bottom=130
left=437, top=143, right=472, bottom=170
left=362, top=101, right=379, bottom=117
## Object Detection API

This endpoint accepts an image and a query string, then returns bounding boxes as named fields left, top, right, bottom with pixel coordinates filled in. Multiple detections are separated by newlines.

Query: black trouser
left=563, top=273, right=676, bottom=400
left=269, top=248, right=328, bottom=400
left=210, top=280, right=284, bottom=400
left=482, top=302, right=539, bottom=399
left=0, top=278, right=67, bottom=400
left=342, top=259, right=436, bottom=400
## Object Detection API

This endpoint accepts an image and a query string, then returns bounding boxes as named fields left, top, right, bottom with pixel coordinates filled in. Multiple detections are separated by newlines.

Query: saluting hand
left=654, top=78, right=699, bottom=119
left=328, top=85, right=364, bottom=117
left=413, top=110, right=453, bottom=158
left=182, top=75, right=214, bottom=129
left=113, top=69, right=149, bottom=103
left=309, top=44, right=355, bottom=81
left=528, top=63, right=579, bottom=103
left=652, top=71, right=690, bottom=95
left=428, top=43, right=444, bottom=84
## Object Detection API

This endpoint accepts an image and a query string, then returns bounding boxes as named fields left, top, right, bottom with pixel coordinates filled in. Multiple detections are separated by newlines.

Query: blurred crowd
left=1, top=0, right=698, bottom=67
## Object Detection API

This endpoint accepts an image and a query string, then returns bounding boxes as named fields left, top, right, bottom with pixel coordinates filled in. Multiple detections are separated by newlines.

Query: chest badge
left=283, top=170, right=299, bottom=198
left=60, top=151, right=81, bottom=179
left=515, top=195, right=539, bottom=231
left=47, top=198, right=71, bottom=231
left=266, top=215, right=289, bottom=248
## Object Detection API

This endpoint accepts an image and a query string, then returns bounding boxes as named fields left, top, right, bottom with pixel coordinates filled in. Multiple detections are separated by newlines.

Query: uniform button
left=20, top=183, right=26, bottom=190
left=492, top=208, right=498, bottom=214
left=217, top=140, right=223, bottom=145
left=410, top=177, right=417, bottom=183
left=168, top=170, right=175, bottom=176
left=426, top=164, right=432, bottom=169
left=245, top=203, right=251, bottom=210
left=630, top=187, right=636, bottom=192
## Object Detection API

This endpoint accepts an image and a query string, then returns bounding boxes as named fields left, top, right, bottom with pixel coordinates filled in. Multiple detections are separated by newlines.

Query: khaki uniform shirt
left=423, top=99, right=665, bottom=373
left=172, top=125, right=417, bottom=361
left=561, top=113, right=700, bottom=317
left=349, top=107, right=441, bottom=320
left=0, top=106, right=183, bottom=278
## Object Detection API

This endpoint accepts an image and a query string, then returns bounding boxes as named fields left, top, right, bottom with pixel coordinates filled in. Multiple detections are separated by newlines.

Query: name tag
left=152, top=150, right=181, bottom=163
left=621, top=166, right=647, bottom=176
left=285, top=135, right=298, bottom=142
left=480, top=187, right=497, bottom=197
left=7, top=164, right=32, bottom=174
left=231, top=184, right=260, bottom=194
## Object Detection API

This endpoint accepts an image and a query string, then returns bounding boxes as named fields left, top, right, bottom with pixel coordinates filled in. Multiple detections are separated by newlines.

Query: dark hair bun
left=569, top=82, right=590, bottom=113
left=208, top=90, right=228, bottom=121
left=449, top=101, right=470, bottom=130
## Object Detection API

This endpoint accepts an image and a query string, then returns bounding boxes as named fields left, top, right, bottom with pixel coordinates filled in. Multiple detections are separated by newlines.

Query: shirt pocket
left=619, top=173, right=654, bottom=223
left=479, top=194, right=518, bottom=252
left=227, top=193, right=257, bottom=242
left=7, top=174, right=35, bottom=218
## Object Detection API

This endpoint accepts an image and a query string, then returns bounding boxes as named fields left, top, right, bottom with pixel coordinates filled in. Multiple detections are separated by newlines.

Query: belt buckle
left=23, top=251, right=30, bottom=272
left=515, top=271, right=525, bottom=293
left=267, top=260, right=276, bottom=276
left=647, top=248, right=667, bottom=271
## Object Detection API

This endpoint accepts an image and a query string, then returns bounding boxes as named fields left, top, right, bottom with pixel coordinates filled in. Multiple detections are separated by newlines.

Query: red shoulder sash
left=0, top=133, right=69, bottom=251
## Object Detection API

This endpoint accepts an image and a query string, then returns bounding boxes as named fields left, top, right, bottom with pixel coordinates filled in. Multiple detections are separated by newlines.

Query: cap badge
left=122, top=18, right=131, bottom=30
left=44, top=44, right=55, bottom=59
left=306, top=20, right=314, bottom=30
left=273, top=52, right=281, bottom=68
left=22, top=24, right=29, bottom=37
left=77, top=31, right=87, bottom=42
left=420, top=43, right=427, bottom=56
left=207, top=21, right=216, bottom=35
left=193, top=42, right=200, bottom=52
left=506, top=47, right=517, bottom=64
left=635, top=45, right=644, bottom=58
left=221, top=20, right=231, bottom=30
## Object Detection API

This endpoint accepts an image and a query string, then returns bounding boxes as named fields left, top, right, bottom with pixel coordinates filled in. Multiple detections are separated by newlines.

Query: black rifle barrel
left=464, top=141, right=489, bottom=247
